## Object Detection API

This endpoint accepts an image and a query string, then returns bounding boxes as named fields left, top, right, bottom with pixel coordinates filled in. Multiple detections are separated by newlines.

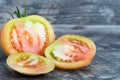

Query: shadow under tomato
left=0, top=48, right=7, bottom=61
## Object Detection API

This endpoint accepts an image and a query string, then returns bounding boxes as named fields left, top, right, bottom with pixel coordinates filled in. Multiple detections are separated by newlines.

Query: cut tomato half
left=0, top=15, right=55, bottom=55
left=45, top=35, right=96, bottom=70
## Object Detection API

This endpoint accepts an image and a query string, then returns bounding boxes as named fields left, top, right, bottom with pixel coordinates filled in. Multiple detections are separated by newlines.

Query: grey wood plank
left=0, top=0, right=120, bottom=26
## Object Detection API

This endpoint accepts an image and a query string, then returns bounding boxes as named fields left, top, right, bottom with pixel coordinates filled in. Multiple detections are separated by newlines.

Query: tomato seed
left=10, top=39, right=14, bottom=42
left=56, top=57, right=62, bottom=62
left=17, top=58, right=21, bottom=62
left=22, top=56, right=27, bottom=60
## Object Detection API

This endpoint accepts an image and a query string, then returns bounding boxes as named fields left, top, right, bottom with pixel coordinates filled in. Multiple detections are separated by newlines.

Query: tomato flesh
left=52, top=38, right=91, bottom=62
left=16, top=55, right=43, bottom=68
left=10, top=21, right=46, bottom=55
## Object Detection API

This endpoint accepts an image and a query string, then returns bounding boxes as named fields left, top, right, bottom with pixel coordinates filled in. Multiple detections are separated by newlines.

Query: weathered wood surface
left=0, top=0, right=120, bottom=26
left=0, top=0, right=120, bottom=80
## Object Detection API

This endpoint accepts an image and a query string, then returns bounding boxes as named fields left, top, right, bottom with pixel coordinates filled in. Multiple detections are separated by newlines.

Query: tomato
left=0, top=15, right=55, bottom=55
left=6, top=52, right=55, bottom=75
left=45, top=35, right=96, bottom=70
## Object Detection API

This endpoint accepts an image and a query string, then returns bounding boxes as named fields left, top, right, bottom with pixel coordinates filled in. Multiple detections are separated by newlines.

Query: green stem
left=8, top=7, right=29, bottom=19
left=23, top=7, right=28, bottom=17
left=14, top=7, right=21, bottom=18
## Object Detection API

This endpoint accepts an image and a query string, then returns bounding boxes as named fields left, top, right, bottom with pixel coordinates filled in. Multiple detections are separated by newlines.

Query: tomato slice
left=45, top=35, right=96, bottom=70
left=7, top=52, right=55, bottom=75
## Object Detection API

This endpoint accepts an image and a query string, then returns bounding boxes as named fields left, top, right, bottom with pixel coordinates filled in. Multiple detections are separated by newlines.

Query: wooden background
left=0, top=0, right=120, bottom=80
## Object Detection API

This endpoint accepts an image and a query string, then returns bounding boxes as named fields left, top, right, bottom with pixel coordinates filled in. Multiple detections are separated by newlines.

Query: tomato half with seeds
left=0, top=15, right=55, bottom=55
left=7, top=52, right=55, bottom=75
left=45, top=35, right=96, bottom=70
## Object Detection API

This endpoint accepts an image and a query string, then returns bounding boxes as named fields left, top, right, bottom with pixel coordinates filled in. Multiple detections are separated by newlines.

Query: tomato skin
left=0, top=15, right=55, bottom=55
left=45, top=35, right=96, bottom=70
left=6, top=52, right=55, bottom=75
